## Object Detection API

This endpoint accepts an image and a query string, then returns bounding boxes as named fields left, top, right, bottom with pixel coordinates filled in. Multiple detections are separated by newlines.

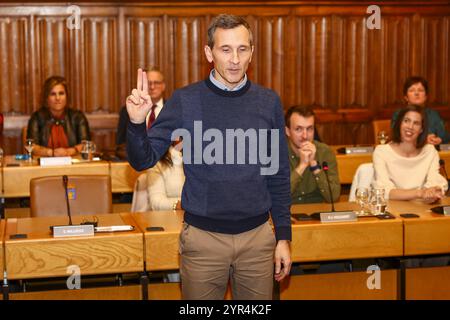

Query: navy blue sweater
left=127, top=78, right=291, bottom=241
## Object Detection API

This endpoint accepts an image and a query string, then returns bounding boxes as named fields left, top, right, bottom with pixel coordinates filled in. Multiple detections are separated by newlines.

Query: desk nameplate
left=320, top=211, right=357, bottom=223
left=52, top=224, right=94, bottom=237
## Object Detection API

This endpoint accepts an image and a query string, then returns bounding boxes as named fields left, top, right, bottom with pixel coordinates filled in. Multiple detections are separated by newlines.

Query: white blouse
left=372, top=143, right=448, bottom=199
left=146, top=147, right=185, bottom=210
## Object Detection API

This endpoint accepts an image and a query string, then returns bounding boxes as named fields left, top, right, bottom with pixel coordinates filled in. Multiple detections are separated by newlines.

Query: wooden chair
left=372, top=119, right=392, bottom=144
left=30, top=175, right=112, bottom=217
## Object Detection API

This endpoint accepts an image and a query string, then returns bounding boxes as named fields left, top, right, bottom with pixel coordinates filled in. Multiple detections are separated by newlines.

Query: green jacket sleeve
left=313, top=147, right=341, bottom=203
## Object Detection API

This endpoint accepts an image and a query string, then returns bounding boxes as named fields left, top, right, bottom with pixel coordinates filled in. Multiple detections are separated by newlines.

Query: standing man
left=126, top=14, right=291, bottom=300
left=285, top=105, right=340, bottom=204
left=116, top=67, right=166, bottom=160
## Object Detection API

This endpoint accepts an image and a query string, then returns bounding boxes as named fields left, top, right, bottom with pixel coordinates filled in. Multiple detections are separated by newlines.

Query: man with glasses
left=116, top=67, right=166, bottom=159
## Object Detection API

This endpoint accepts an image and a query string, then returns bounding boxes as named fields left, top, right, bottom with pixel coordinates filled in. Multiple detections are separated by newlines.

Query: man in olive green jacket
left=285, top=105, right=341, bottom=204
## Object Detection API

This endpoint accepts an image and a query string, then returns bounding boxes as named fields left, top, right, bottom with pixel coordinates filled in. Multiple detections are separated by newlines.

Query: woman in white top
left=373, top=104, right=448, bottom=203
left=146, top=142, right=185, bottom=210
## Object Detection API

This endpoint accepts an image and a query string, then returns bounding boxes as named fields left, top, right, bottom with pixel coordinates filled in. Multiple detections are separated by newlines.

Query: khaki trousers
left=179, top=221, right=276, bottom=300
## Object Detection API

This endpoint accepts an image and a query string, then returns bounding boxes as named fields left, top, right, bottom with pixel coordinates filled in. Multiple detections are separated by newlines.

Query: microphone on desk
left=310, top=161, right=360, bottom=221
left=62, top=175, right=73, bottom=226
left=50, top=175, right=96, bottom=236
left=309, top=161, right=337, bottom=220
left=322, top=161, right=336, bottom=212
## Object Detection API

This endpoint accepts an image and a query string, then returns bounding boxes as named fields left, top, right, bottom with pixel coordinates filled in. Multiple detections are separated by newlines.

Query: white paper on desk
left=40, top=156, right=72, bottom=166
left=95, top=225, right=135, bottom=232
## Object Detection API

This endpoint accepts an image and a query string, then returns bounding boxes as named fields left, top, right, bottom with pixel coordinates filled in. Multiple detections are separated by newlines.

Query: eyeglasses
left=148, top=81, right=163, bottom=86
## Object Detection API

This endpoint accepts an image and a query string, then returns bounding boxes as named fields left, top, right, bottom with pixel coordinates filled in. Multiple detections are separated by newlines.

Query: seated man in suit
left=116, top=67, right=166, bottom=160
left=285, top=105, right=341, bottom=204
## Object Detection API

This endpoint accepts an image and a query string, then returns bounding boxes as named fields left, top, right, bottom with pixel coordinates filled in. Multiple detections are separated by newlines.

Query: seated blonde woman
left=373, top=104, right=448, bottom=203
left=146, top=143, right=184, bottom=210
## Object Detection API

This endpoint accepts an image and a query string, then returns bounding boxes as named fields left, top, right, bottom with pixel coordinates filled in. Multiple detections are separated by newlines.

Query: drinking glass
left=355, top=187, right=369, bottom=215
left=81, top=140, right=96, bottom=161
left=370, top=188, right=387, bottom=215
left=25, top=138, right=34, bottom=162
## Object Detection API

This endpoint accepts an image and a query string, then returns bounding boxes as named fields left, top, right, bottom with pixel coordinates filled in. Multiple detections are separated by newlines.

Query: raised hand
left=126, top=68, right=152, bottom=124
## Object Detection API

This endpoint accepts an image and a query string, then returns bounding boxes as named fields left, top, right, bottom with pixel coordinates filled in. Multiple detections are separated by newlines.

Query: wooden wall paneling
left=171, top=16, right=207, bottom=89
left=420, top=15, right=450, bottom=106
left=1, top=2, right=450, bottom=151
left=384, top=15, right=412, bottom=107
left=0, top=16, right=29, bottom=114
left=252, top=16, right=287, bottom=100
left=366, top=12, right=383, bottom=114
left=69, top=9, right=84, bottom=115
left=37, top=17, right=68, bottom=84
left=284, top=15, right=297, bottom=108
left=292, top=13, right=340, bottom=142
left=300, top=16, right=332, bottom=108
left=125, top=15, right=164, bottom=104
left=342, top=16, right=369, bottom=109
left=444, top=17, right=450, bottom=106
left=83, top=15, right=118, bottom=113
left=329, top=15, right=344, bottom=109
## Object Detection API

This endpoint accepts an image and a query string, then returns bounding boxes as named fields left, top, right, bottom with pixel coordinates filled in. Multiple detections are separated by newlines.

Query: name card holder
left=320, top=211, right=357, bottom=223
left=51, top=224, right=95, bottom=237
left=40, top=156, right=72, bottom=166
left=344, top=146, right=374, bottom=154
left=439, top=144, right=450, bottom=151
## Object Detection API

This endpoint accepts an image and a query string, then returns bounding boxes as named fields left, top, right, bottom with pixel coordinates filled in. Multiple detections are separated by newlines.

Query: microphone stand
left=62, top=175, right=73, bottom=225
left=50, top=175, right=97, bottom=236
left=322, top=161, right=336, bottom=212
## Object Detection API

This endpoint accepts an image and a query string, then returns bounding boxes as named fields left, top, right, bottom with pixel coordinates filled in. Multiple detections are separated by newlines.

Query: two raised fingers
left=137, top=68, right=148, bottom=94
left=128, top=68, right=149, bottom=105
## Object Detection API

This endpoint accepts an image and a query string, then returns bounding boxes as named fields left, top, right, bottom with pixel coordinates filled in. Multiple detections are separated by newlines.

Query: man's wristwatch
left=309, top=163, right=321, bottom=172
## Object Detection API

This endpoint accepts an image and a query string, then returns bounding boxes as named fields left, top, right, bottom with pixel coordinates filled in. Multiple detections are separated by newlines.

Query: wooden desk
left=0, top=156, right=141, bottom=198
left=131, top=211, right=183, bottom=271
left=1, top=156, right=110, bottom=198
left=383, top=198, right=450, bottom=256
left=286, top=202, right=402, bottom=300
left=290, top=203, right=403, bottom=262
left=109, top=161, right=141, bottom=194
left=333, top=147, right=450, bottom=184
left=381, top=198, right=450, bottom=300
left=131, top=205, right=404, bottom=269
left=132, top=208, right=403, bottom=300
left=4, top=213, right=144, bottom=280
